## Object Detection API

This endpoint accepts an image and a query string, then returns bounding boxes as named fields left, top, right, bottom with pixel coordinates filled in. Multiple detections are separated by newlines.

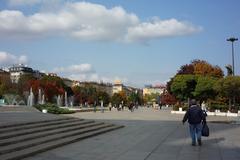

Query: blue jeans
left=189, top=123, right=202, bottom=144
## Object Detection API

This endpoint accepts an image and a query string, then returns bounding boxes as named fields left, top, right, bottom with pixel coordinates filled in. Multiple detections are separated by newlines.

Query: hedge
left=34, top=103, right=75, bottom=114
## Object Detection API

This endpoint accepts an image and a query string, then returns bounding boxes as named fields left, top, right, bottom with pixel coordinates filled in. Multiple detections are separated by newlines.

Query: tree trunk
left=233, top=95, right=236, bottom=110
left=229, top=98, right=232, bottom=111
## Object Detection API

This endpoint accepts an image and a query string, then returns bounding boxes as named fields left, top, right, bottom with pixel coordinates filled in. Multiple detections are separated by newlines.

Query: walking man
left=182, top=99, right=206, bottom=146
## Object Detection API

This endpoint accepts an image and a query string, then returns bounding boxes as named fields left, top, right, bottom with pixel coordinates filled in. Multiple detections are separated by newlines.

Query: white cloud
left=0, top=51, right=28, bottom=66
left=0, top=2, right=201, bottom=42
left=53, top=63, right=97, bottom=82
left=53, top=64, right=94, bottom=74
left=7, top=0, right=66, bottom=6
left=126, top=18, right=202, bottom=42
left=8, top=0, right=42, bottom=6
left=53, top=63, right=129, bottom=84
left=19, top=55, right=28, bottom=64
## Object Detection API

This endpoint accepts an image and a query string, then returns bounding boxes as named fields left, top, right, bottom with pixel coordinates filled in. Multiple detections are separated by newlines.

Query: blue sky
left=0, top=0, right=240, bottom=88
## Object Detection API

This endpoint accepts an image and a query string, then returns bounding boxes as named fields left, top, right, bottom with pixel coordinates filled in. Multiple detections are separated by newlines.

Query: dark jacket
left=182, top=105, right=206, bottom=124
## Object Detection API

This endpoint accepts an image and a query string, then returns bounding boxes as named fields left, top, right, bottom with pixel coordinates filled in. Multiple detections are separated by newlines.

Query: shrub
left=173, top=103, right=189, bottom=111
left=207, top=104, right=228, bottom=112
left=34, top=103, right=75, bottom=114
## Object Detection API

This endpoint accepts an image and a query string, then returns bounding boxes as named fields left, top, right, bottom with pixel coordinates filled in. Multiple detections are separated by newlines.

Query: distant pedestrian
left=182, top=99, right=206, bottom=146
left=129, top=103, right=134, bottom=112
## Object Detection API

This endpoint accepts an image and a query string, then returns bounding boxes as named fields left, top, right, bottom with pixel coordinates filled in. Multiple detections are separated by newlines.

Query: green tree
left=214, top=76, right=240, bottom=110
left=225, top=65, right=233, bottom=76
left=128, top=92, right=142, bottom=105
left=194, top=76, right=217, bottom=104
left=170, top=75, right=197, bottom=101
left=143, top=93, right=159, bottom=105
left=97, top=91, right=110, bottom=106
left=111, top=91, right=127, bottom=106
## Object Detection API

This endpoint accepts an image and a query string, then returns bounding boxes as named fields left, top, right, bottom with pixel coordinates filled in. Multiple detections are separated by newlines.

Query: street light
left=227, top=37, right=238, bottom=109
left=227, top=37, right=238, bottom=75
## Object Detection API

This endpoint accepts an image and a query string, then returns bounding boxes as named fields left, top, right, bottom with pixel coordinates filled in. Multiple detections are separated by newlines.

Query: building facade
left=112, top=80, right=142, bottom=97
left=143, top=85, right=165, bottom=96
left=9, top=64, right=43, bottom=83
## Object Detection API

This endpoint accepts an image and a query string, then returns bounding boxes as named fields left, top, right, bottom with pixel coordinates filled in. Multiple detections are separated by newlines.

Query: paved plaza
left=9, top=107, right=237, bottom=160
left=1, top=107, right=240, bottom=160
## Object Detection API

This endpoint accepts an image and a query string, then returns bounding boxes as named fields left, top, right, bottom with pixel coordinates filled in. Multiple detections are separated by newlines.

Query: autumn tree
left=192, top=60, right=223, bottom=78
left=0, top=75, right=11, bottom=98
left=39, top=75, right=66, bottom=103
left=168, top=59, right=224, bottom=105
left=177, top=64, right=194, bottom=75
left=160, top=91, right=177, bottom=105
left=72, top=86, right=87, bottom=105
left=176, top=59, right=224, bottom=78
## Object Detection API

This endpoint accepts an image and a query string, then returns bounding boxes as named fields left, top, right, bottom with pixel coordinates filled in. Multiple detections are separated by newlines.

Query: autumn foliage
left=177, top=59, right=224, bottom=78
left=21, top=75, right=66, bottom=103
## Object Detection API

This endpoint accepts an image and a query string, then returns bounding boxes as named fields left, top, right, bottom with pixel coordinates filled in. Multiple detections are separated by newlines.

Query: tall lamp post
left=227, top=37, right=238, bottom=75
left=227, top=37, right=238, bottom=109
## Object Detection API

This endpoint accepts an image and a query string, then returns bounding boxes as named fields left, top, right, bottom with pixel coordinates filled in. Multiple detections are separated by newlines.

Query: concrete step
left=0, top=117, right=75, bottom=129
left=0, top=118, right=82, bottom=133
left=0, top=125, right=123, bottom=160
left=0, top=123, right=117, bottom=155
left=0, top=121, right=102, bottom=146
left=0, top=106, right=39, bottom=113
left=0, top=119, right=95, bottom=139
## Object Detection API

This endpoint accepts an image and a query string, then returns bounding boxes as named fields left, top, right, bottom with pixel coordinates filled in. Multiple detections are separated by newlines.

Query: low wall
left=171, top=110, right=239, bottom=117
left=60, top=107, right=108, bottom=112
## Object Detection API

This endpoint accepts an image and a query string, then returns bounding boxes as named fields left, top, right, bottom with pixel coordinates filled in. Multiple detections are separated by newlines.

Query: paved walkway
left=19, top=107, right=240, bottom=160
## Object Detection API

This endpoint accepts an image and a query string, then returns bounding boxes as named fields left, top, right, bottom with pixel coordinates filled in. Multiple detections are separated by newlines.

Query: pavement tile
left=1, top=107, right=239, bottom=160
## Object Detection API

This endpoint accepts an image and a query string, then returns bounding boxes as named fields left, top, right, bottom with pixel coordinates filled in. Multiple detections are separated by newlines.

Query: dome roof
left=114, top=79, right=122, bottom=85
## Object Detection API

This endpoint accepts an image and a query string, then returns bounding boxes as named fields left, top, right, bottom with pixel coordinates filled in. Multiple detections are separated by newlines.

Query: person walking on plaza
left=182, top=99, right=206, bottom=146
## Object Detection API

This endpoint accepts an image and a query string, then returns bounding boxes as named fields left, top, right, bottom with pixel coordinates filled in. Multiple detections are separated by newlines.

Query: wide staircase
left=0, top=106, right=39, bottom=112
left=0, top=117, right=123, bottom=160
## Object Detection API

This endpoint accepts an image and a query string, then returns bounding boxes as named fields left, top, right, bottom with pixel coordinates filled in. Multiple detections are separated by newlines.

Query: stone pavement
left=20, top=107, right=240, bottom=160
left=0, top=111, right=63, bottom=126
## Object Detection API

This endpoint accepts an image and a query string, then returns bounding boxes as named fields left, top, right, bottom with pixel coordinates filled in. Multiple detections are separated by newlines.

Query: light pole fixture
left=227, top=37, right=238, bottom=75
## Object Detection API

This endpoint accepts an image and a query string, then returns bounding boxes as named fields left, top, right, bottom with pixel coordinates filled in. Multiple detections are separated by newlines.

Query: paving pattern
left=1, top=106, right=240, bottom=160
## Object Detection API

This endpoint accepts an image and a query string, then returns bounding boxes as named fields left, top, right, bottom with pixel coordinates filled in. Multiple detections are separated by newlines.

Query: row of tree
left=168, top=59, right=240, bottom=111
left=0, top=74, right=144, bottom=107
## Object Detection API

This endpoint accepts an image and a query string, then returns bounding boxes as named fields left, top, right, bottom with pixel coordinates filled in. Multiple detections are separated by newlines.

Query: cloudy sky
left=0, top=0, right=239, bottom=87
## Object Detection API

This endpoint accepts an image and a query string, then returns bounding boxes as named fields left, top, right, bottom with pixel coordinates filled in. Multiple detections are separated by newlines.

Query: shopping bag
left=202, top=122, right=209, bottom=137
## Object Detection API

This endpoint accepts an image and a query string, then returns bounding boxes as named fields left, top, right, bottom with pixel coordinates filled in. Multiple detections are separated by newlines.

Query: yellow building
left=112, top=80, right=142, bottom=97
left=112, top=80, right=123, bottom=94
left=143, top=85, right=165, bottom=96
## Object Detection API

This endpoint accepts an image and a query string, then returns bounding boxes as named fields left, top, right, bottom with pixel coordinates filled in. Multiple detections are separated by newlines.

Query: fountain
left=69, top=96, right=74, bottom=107
left=57, top=95, right=62, bottom=106
left=101, top=100, right=104, bottom=113
left=38, top=89, right=42, bottom=104
left=65, top=91, right=68, bottom=107
left=27, top=88, right=34, bottom=107
left=42, top=94, right=45, bottom=104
